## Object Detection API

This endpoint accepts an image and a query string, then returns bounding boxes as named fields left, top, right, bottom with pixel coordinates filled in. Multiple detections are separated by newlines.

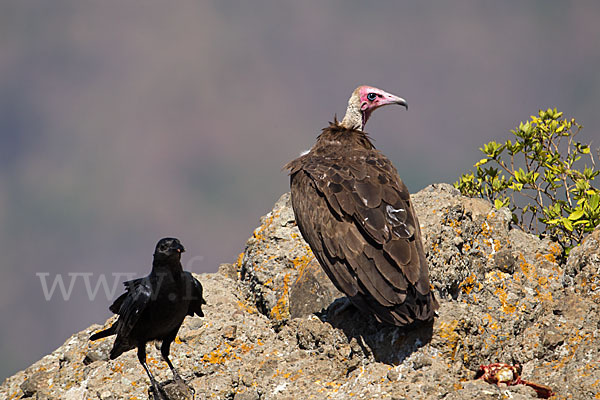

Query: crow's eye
left=367, top=93, right=377, bottom=101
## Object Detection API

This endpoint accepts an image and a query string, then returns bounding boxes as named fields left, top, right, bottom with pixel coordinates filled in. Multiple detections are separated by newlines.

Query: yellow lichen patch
left=272, top=368, right=302, bottom=381
left=235, top=252, right=244, bottom=268
left=459, top=274, right=481, bottom=295
left=480, top=220, right=492, bottom=238
left=485, top=270, right=510, bottom=283
left=238, top=342, right=253, bottom=354
left=543, top=243, right=562, bottom=264
left=482, top=313, right=493, bottom=325
left=518, top=253, right=535, bottom=280
left=289, top=369, right=303, bottom=381
left=201, top=342, right=241, bottom=365
left=252, top=211, right=281, bottom=242
left=111, top=361, right=124, bottom=374
left=515, top=252, right=558, bottom=305
left=236, top=300, right=257, bottom=315
left=174, top=336, right=182, bottom=344
left=292, top=254, right=314, bottom=270
left=545, top=331, right=594, bottom=374
left=438, top=320, right=462, bottom=360
left=270, top=272, right=292, bottom=321
left=148, top=357, right=167, bottom=370
left=493, top=239, right=502, bottom=252
left=463, top=242, right=472, bottom=252
left=493, top=285, right=517, bottom=314
left=446, top=218, right=463, bottom=236
left=552, top=330, right=589, bottom=370
left=577, top=363, right=599, bottom=380
left=317, top=381, right=342, bottom=393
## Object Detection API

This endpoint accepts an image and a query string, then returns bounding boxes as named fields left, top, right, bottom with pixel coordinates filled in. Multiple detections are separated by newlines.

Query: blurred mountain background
left=1, top=0, right=599, bottom=381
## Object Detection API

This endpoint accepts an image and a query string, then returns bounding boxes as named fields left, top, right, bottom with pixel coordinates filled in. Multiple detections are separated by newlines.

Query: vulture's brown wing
left=289, top=149, right=437, bottom=326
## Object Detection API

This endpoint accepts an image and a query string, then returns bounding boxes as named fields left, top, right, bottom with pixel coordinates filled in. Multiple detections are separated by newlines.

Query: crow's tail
left=89, top=324, right=116, bottom=341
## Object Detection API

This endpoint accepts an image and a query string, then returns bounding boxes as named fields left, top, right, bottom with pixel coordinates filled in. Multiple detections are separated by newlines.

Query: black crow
left=90, top=237, right=205, bottom=398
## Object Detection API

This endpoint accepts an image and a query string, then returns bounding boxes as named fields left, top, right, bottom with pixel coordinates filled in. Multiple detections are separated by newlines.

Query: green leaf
left=588, top=194, right=599, bottom=210
left=515, top=168, right=528, bottom=184
left=509, top=182, right=523, bottom=192
left=475, top=158, right=489, bottom=167
left=561, top=217, right=573, bottom=232
left=568, top=209, right=584, bottom=220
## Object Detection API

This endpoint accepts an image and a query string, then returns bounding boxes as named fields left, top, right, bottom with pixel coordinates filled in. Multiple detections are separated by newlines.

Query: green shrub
left=454, top=108, right=599, bottom=253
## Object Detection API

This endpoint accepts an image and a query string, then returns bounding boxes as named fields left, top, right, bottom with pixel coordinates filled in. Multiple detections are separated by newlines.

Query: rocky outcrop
left=2, top=184, right=599, bottom=399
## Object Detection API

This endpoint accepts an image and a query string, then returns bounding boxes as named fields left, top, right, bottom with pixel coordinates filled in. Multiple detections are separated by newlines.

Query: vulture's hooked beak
left=365, top=92, right=408, bottom=124
left=384, top=93, right=408, bottom=110
left=394, top=97, right=408, bottom=110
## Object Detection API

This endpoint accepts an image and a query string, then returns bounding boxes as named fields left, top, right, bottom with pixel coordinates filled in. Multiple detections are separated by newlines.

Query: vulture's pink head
left=341, top=85, right=407, bottom=131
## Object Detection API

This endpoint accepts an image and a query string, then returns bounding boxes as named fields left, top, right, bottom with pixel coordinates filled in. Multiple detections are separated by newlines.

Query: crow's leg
left=137, top=343, right=168, bottom=400
left=161, top=336, right=184, bottom=382
left=161, top=337, right=195, bottom=396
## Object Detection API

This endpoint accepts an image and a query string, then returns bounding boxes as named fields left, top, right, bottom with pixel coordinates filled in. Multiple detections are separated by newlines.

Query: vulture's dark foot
left=326, top=297, right=356, bottom=322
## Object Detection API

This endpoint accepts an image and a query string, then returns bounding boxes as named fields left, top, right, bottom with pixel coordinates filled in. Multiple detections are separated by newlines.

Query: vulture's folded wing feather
left=288, top=141, right=437, bottom=326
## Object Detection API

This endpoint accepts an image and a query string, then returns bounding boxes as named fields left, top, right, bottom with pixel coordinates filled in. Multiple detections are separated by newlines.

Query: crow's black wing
left=184, top=272, right=206, bottom=317
left=110, top=277, right=152, bottom=338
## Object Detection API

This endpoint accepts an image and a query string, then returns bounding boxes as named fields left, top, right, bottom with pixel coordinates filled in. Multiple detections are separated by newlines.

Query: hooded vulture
left=285, top=85, right=438, bottom=326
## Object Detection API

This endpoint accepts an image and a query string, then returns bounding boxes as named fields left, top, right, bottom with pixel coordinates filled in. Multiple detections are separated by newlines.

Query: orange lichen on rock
left=236, top=300, right=257, bottom=315
left=201, top=342, right=242, bottom=365
left=235, top=252, right=244, bottom=268
left=438, top=320, right=462, bottom=360
left=270, top=272, right=292, bottom=321
left=493, top=284, right=517, bottom=314
left=292, top=253, right=314, bottom=271
left=111, top=361, right=124, bottom=374
left=459, top=274, right=481, bottom=296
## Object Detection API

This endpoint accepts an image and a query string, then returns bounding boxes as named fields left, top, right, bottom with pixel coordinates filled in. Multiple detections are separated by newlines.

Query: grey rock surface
left=1, top=184, right=599, bottom=399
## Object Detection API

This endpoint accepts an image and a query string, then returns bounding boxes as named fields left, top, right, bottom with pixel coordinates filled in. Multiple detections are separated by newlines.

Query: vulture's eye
left=367, top=93, right=377, bottom=101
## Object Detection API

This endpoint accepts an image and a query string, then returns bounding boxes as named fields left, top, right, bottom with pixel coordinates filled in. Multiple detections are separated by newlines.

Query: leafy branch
left=454, top=108, right=599, bottom=253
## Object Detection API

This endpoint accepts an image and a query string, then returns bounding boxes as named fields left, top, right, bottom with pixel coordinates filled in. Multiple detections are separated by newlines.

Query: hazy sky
left=1, top=1, right=599, bottom=380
